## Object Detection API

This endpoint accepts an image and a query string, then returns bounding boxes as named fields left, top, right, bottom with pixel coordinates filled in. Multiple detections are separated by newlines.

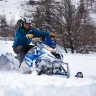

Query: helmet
left=22, top=17, right=32, bottom=24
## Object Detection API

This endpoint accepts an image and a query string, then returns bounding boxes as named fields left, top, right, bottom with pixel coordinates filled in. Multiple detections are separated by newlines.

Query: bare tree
left=73, top=0, right=96, bottom=53
left=51, top=0, right=75, bottom=53
left=19, top=0, right=96, bottom=53
left=32, top=0, right=75, bottom=53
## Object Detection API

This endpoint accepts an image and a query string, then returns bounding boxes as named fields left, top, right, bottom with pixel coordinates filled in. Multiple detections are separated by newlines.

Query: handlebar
left=32, top=36, right=56, bottom=49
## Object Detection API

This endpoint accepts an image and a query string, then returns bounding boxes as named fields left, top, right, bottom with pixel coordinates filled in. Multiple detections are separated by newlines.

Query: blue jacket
left=12, top=26, right=50, bottom=48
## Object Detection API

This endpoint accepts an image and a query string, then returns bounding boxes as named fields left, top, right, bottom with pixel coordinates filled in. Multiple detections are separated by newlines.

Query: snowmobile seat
left=51, top=52, right=61, bottom=59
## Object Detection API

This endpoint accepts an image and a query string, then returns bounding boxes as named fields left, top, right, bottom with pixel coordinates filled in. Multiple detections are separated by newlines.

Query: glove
left=26, top=34, right=34, bottom=38
left=50, top=33, right=58, bottom=38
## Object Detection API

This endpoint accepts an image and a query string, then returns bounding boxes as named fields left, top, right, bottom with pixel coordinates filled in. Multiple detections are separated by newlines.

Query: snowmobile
left=0, top=36, right=70, bottom=78
left=23, top=36, right=70, bottom=78
left=0, top=36, right=83, bottom=78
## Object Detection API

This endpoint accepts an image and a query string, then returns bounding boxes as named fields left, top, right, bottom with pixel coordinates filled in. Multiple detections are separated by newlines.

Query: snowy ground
left=0, top=40, right=96, bottom=96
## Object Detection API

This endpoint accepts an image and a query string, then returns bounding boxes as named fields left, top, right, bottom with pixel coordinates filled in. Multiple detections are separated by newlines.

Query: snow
left=64, top=54, right=96, bottom=76
left=0, top=0, right=24, bottom=22
left=0, top=39, right=96, bottom=96
left=0, top=71, right=96, bottom=96
left=57, top=46, right=96, bottom=76
left=0, top=0, right=96, bottom=95
left=0, top=40, right=14, bottom=55
left=90, top=12, right=96, bottom=22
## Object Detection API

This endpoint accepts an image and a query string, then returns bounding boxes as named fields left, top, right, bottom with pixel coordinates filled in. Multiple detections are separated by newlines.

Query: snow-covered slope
left=0, top=40, right=96, bottom=96
left=0, top=0, right=23, bottom=22
left=56, top=46, right=96, bottom=77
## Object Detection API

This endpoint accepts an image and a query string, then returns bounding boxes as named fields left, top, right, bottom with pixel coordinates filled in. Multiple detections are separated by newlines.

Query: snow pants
left=13, top=45, right=34, bottom=67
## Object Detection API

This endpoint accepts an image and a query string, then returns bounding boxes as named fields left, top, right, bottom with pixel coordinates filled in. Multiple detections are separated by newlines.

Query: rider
left=12, top=17, right=58, bottom=68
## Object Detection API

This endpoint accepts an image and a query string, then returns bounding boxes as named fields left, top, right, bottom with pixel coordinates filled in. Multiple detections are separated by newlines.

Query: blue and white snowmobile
left=23, top=36, right=70, bottom=78
left=0, top=36, right=83, bottom=78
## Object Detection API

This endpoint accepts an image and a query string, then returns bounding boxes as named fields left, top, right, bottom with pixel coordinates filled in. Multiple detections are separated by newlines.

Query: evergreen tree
left=32, top=0, right=53, bottom=32
left=0, top=15, right=7, bottom=28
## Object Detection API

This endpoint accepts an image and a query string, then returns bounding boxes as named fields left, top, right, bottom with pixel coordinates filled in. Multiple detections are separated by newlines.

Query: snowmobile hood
left=43, top=37, right=56, bottom=49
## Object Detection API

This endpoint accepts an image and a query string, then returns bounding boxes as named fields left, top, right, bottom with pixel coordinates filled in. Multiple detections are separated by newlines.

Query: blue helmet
left=43, top=37, right=56, bottom=49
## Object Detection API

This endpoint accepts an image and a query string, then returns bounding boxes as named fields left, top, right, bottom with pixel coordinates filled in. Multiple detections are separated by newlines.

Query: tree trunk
left=68, top=25, right=74, bottom=53
left=61, top=34, right=68, bottom=53
left=69, top=39, right=74, bottom=53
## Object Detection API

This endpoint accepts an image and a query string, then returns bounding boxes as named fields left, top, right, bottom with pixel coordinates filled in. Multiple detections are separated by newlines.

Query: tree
left=32, top=7, right=45, bottom=29
left=32, top=0, right=54, bottom=32
left=86, top=0, right=95, bottom=10
left=73, top=0, right=96, bottom=53
left=20, top=0, right=35, bottom=18
left=0, top=14, right=8, bottom=37
left=0, top=15, right=15, bottom=37
left=19, top=0, right=96, bottom=53
left=28, top=0, right=75, bottom=53
left=0, top=14, right=7, bottom=28
left=51, top=0, right=75, bottom=53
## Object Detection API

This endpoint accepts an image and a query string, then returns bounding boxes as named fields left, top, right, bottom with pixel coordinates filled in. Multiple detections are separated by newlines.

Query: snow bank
left=64, top=54, right=96, bottom=76
left=0, top=71, right=96, bottom=96
left=0, top=40, right=15, bottom=55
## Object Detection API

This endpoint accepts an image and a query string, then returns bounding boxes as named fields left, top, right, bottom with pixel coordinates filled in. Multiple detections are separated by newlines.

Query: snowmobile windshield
left=42, top=37, right=56, bottom=49
left=43, top=44, right=56, bottom=52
